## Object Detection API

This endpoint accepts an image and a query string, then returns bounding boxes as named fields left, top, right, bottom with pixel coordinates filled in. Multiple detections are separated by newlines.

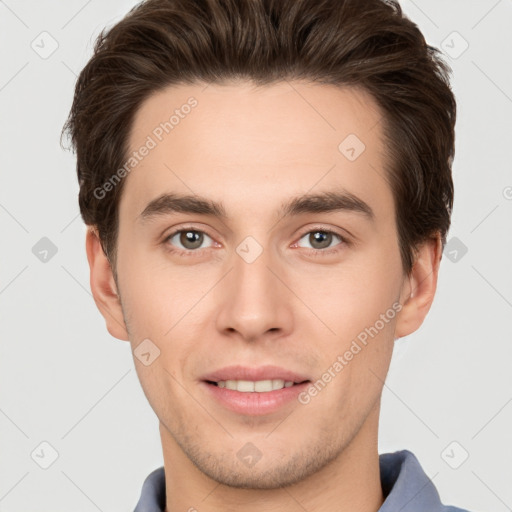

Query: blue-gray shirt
left=133, top=449, right=471, bottom=511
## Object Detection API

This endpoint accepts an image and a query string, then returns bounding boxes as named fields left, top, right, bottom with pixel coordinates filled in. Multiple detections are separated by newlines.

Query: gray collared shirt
left=133, top=449, right=471, bottom=512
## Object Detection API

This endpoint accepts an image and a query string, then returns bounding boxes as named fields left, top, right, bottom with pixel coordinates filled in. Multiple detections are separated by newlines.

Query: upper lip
left=201, top=365, right=311, bottom=383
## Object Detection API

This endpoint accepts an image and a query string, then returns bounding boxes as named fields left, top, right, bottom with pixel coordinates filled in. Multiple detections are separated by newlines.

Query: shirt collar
left=134, top=449, right=466, bottom=512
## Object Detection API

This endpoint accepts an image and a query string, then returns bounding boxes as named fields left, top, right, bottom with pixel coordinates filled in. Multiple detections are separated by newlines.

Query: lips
left=201, top=378, right=312, bottom=415
left=200, top=364, right=311, bottom=384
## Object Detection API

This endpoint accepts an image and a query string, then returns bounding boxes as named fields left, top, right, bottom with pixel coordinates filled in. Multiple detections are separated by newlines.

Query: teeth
left=216, top=379, right=296, bottom=392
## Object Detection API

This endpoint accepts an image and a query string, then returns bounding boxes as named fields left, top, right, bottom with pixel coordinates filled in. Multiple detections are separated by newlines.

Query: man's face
left=111, top=81, right=410, bottom=488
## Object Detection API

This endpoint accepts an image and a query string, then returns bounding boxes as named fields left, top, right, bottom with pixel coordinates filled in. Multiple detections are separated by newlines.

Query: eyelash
left=162, top=225, right=350, bottom=257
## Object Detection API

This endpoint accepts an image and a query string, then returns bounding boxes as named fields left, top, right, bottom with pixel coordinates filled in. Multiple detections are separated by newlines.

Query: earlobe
left=85, top=227, right=130, bottom=341
left=394, top=234, right=442, bottom=340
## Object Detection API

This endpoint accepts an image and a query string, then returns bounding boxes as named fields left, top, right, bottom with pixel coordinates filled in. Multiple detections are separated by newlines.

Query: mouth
left=204, top=379, right=310, bottom=392
left=199, top=365, right=312, bottom=414
left=201, top=378, right=312, bottom=415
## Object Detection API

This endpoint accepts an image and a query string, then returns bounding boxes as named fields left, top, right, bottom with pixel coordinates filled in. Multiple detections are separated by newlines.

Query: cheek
left=117, top=241, right=210, bottom=337
left=293, top=252, right=402, bottom=343
left=291, top=248, right=400, bottom=409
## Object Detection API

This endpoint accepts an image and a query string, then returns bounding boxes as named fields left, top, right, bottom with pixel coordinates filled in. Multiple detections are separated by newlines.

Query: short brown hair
left=61, top=0, right=456, bottom=276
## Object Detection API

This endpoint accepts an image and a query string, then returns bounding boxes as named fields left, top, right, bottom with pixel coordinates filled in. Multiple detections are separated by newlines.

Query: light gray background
left=1, top=1, right=511, bottom=511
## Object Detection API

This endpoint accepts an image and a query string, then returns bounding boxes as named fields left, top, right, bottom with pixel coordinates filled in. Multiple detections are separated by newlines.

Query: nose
left=214, top=241, right=294, bottom=343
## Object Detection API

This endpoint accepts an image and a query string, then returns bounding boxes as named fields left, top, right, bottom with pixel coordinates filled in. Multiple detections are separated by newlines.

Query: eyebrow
left=138, top=189, right=375, bottom=223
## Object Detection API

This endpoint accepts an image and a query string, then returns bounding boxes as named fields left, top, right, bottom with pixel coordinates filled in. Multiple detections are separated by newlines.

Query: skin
left=86, top=80, right=441, bottom=512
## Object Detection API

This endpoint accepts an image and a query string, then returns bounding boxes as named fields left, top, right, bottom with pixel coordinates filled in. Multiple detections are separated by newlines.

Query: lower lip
left=201, top=381, right=311, bottom=416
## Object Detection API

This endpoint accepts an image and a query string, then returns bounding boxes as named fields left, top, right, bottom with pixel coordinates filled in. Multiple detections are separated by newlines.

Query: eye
left=162, top=226, right=349, bottom=257
left=164, top=228, right=215, bottom=253
left=295, top=228, right=347, bottom=253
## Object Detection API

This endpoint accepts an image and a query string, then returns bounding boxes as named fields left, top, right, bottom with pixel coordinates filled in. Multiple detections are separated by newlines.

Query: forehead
left=119, top=80, right=393, bottom=225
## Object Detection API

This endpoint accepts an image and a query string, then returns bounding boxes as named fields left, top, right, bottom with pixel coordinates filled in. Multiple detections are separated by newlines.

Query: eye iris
left=180, top=230, right=203, bottom=249
left=310, top=231, right=332, bottom=249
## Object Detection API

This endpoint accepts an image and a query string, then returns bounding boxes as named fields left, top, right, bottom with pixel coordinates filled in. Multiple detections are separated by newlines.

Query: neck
left=160, top=404, right=384, bottom=512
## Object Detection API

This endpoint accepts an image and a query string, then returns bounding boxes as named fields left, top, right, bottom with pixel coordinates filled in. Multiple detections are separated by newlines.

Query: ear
left=395, top=233, right=442, bottom=339
left=85, top=226, right=130, bottom=341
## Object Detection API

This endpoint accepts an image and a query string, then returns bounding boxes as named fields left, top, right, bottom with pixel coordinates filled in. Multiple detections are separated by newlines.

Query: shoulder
left=379, top=449, right=473, bottom=512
